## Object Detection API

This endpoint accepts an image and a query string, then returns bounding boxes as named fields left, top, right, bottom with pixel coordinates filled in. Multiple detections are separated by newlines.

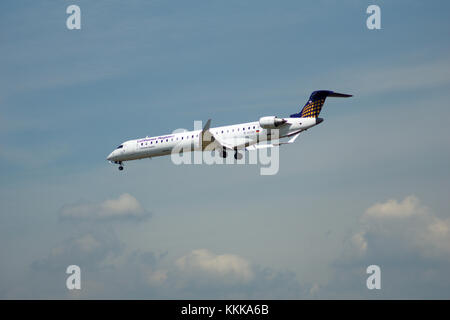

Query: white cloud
left=100, top=194, right=145, bottom=218
left=23, top=237, right=306, bottom=299
left=59, top=193, right=150, bottom=221
left=31, top=232, right=121, bottom=272
left=324, top=196, right=450, bottom=298
left=175, top=249, right=254, bottom=283
left=353, top=195, right=450, bottom=260
left=350, top=232, right=368, bottom=256
left=363, top=195, right=428, bottom=220
left=145, top=269, right=168, bottom=286
left=75, top=234, right=102, bottom=253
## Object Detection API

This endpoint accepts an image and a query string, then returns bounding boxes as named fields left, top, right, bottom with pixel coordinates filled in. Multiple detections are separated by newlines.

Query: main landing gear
left=218, top=147, right=242, bottom=160
left=219, top=147, right=227, bottom=158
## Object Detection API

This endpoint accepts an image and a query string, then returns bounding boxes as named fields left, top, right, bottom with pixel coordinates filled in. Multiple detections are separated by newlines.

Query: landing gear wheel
left=234, top=151, right=242, bottom=160
left=219, top=148, right=227, bottom=158
left=118, top=166, right=124, bottom=171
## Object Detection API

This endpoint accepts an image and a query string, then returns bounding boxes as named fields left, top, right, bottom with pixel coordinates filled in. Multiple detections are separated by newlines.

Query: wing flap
left=246, top=131, right=302, bottom=150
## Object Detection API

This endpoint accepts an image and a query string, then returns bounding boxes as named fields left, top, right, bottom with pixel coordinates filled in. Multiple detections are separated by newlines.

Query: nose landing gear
left=114, top=161, right=124, bottom=171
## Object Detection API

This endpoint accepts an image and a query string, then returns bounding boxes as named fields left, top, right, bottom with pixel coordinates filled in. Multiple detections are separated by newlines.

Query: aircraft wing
left=209, top=133, right=253, bottom=149
left=201, top=119, right=254, bottom=150
left=246, top=130, right=302, bottom=151
left=202, top=119, right=301, bottom=151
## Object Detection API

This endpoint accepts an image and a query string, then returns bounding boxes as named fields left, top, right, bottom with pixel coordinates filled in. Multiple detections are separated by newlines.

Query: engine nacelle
left=259, top=116, right=287, bottom=129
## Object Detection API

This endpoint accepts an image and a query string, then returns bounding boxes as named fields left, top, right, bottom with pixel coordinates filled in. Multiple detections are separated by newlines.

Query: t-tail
left=290, top=90, right=352, bottom=118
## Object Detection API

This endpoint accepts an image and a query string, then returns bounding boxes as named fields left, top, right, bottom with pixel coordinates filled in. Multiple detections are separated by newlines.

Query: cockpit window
left=117, top=145, right=123, bottom=149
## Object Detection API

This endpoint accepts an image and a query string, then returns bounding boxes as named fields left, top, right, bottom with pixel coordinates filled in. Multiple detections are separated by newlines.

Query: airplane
left=107, top=90, right=352, bottom=170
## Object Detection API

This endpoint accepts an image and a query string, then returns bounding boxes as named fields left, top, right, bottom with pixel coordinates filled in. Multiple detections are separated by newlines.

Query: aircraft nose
left=107, top=151, right=114, bottom=161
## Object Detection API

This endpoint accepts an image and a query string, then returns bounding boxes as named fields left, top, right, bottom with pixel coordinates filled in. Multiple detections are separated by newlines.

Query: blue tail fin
left=290, top=90, right=352, bottom=118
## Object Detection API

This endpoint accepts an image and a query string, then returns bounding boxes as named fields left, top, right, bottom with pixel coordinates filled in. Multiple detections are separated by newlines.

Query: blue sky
left=1, top=0, right=450, bottom=298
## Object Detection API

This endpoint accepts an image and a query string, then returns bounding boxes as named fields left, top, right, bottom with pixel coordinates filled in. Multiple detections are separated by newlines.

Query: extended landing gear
left=114, top=161, right=124, bottom=171
left=218, top=148, right=242, bottom=160
left=219, top=147, right=227, bottom=158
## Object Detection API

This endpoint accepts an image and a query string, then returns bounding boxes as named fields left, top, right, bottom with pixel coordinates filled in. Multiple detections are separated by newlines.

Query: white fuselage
left=107, top=117, right=319, bottom=163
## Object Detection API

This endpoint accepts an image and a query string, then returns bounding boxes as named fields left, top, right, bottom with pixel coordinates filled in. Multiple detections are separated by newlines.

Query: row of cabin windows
left=140, top=125, right=260, bottom=147
left=217, top=125, right=258, bottom=135
left=140, top=134, right=199, bottom=146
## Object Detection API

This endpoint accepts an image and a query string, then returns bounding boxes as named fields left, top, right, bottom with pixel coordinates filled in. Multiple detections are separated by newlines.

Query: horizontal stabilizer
left=327, top=92, right=353, bottom=98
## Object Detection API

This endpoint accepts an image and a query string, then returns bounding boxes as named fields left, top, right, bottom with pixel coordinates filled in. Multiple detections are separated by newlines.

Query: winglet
left=202, top=119, right=211, bottom=132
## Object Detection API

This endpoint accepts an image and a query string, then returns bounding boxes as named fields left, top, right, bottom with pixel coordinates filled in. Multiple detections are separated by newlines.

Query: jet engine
left=259, top=116, right=287, bottom=129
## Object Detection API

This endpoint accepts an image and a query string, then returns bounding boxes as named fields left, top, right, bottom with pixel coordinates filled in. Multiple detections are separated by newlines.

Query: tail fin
left=290, top=90, right=352, bottom=118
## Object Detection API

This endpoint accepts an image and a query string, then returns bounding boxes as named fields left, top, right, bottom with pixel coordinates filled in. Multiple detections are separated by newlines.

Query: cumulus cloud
left=326, top=195, right=450, bottom=299
left=357, top=195, right=450, bottom=259
left=24, top=244, right=304, bottom=299
left=363, top=195, right=428, bottom=219
left=32, top=232, right=122, bottom=272
left=350, top=232, right=368, bottom=256
left=59, top=193, right=150, bottom=221
left=170, top=249, right=306, bottom=299
left=175, top=249, right=254, bottom=284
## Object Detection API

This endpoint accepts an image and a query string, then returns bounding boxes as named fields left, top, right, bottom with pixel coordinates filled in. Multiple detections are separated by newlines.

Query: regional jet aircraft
left=107, top=90, right=352, bottom=170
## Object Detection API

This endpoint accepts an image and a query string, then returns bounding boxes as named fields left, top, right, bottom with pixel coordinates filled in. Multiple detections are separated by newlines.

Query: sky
left=1, top=0, right=450, bottom=299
